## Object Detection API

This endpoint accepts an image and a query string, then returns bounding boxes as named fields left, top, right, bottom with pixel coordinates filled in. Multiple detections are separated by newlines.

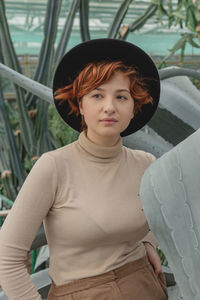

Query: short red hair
left=54, top=61, right=153, bottom=131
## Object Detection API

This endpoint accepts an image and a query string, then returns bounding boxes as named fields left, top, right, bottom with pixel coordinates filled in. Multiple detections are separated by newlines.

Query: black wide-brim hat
left=53, top=38, right=160, bottom=137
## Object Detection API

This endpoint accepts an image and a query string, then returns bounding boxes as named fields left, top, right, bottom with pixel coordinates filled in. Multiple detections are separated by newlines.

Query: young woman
left=0, top=39, right=168, bottom=299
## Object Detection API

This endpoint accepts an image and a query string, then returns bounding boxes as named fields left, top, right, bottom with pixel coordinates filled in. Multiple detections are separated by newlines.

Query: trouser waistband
left=50, top=255, right=150, bottom=296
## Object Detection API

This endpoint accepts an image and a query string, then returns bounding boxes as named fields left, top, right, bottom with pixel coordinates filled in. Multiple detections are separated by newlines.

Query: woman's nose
left=103, top=98, right=116, bottom=114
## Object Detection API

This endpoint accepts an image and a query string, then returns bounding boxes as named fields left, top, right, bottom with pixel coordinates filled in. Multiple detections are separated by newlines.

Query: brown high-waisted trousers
left=48, top=255, right=168, bottom=300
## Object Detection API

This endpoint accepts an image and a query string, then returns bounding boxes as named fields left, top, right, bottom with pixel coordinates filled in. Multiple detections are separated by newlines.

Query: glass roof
left=4, top=0, right=200, bottom=56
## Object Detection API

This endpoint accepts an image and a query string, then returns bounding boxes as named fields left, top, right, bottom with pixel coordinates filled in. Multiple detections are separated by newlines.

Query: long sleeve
left=141, top=230, right=159, bottom=249
left=0, top=153, right=57, bottom=300
left=0, top=131, right=162, bottom=294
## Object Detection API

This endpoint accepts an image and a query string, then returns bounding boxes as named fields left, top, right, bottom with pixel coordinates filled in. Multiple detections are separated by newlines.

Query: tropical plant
left=0, top=0, right=80, bottom=273
left=0, top=0, right=200, bottom=278
left=153, top=0, right=200, bottom=67
left=0, top=0, right=79, bottom=201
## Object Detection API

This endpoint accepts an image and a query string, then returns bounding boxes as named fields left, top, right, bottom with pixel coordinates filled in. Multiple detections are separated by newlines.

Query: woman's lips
left=100, top=119, right=118, bottom=124
left=101, top=118, right=117, bottom=122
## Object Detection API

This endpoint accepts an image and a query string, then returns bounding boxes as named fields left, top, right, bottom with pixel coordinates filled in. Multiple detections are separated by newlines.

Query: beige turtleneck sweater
left=0, top=130, right=158, bottom=299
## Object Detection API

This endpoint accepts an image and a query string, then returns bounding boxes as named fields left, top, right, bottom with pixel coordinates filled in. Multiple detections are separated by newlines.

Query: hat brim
left=53, top=38, right=160, bottom=137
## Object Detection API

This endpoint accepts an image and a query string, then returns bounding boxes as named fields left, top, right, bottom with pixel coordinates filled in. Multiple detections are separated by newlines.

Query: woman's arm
left=143, top=241, right=162, bottom=276
left=0, top=153, right=57, bottom=299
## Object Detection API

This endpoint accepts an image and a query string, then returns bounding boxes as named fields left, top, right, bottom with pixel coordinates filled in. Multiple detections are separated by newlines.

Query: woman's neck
left=86, top=130, right=120, bottom=147
left=77, top=130, right=122, bottom=161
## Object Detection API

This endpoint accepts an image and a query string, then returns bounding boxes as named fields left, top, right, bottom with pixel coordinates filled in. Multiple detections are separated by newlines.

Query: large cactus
left=140, top=129, right=200, bottom=299
left=33, top=0, right=62, bottom=155
left=80, top=0, right=91, bottom=42
left=0, top=87, right=25, bottom=188
left=55, top=0, right=80, bottom=67
left=0, top=1, right=36, bottom=156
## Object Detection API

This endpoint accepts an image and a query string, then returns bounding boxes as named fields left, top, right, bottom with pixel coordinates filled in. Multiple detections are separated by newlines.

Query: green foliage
left=0, top=0, right=80, bottom=201
left=126, top=1, right=161, bottom=37
left=80, top=0, right=91, bottom=42
left=192, top=78, right=200, bottom=90
left=0, top=123, right=4, bottom=136
left=1, top=0, right=199, bottom=273
left=48, top=104, right=79, bottom=147
left=55, top=0, right=80, bottom=70
left=157, top=248, right=168, bottom=266
left=153, top=0, right=200, bottom=66
left=0, top=0, right=36, bottom=157
left=108, top=0, right=133, bottom=39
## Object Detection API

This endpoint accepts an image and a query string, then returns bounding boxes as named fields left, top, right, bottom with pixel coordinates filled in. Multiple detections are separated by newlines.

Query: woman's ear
left=131, top=100, right=135, bottom=119
left=79, top=100, right=84, bottom=115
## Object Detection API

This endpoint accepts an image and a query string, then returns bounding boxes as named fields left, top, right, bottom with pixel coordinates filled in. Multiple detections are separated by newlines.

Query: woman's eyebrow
left=95, top=87, right=104, bottom=91
left=117, top=89, right=130, bottom=94
left=95, top=87, right=130, bottom=93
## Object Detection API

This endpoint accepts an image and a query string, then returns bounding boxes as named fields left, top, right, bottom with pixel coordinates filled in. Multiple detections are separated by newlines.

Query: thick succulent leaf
left=108, top=0, right=133, bottom=39
left=54, top=0, right=80, bottom=69
left=121, top=1, right=162, bottom=40
left=26, top=0, right=62, bottom=107
left=0, top=87, right=25, bottom=186
left=26, top=0, right=62, bottom=154
left=158, top=35, right=187, bottom=67
left=159, top=66, right=200, bottom=80
left=0, top=1, right=21, bottom=72
left=0, top=135, right=10, bottom=171
left=0, top=0, right=36, bottom=156
left=0, top=63, right=53, bottom=104
left=186, top=33, right=200, bottom=48
left=34, top=245, right=49, bottom=271
left=80, top=0, right=91, bottom=42
left=129, top=3, right=158, bottom=31
left=123, top=128, right=173, bottom=158
left=35, top=102, right=54, bottom=155
left=1, top=177, right=17, bottom=200
left=140, top=129, right=200, bottom=299
left=186, top=6, right=197, bottom=32
left=0, top=193, right=13, bottom=207
left=149, top=74, right=200, bottom=145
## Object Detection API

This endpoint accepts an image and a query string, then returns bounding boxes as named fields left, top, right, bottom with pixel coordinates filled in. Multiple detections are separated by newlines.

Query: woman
left=0, top=39, right=168, bottom=299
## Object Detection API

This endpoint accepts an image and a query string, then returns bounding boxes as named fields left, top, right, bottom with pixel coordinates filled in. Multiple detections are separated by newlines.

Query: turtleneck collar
left=77, top=130, right=122, bottom=161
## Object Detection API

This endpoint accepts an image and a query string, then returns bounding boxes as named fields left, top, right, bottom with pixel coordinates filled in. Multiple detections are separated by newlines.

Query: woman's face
left=79, top=72, right=134, bottom=146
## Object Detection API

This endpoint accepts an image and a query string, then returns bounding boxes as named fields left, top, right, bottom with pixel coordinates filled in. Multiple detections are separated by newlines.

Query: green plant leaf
left=0, top=0, right=36, bottom=156
left=158, top=35, right=187, bottom=68
left=168, top=35, right=187, bottom=53
left=186, top=33, right=200, bottom=48
left=0, top=88, right=25, bottom=187
left=108, top=0, right=133, bottom=39
left=122, top=1, right=161, bottom=40
left=55, top=0, right=80, bottom=69
left=24, top=0, right=63, bottom=154
left=80, top=0, right=91, bottom=42
left=26, top=0, right=62, bottom=107
left=172, top=11, right=186, bottom=20
left=186, top=6, right=198, bottom=32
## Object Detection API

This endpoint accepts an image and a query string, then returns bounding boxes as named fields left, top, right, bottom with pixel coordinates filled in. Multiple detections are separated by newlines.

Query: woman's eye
left=92, top=94, right=103, bottom=99
left=117, top=95, right=127, bottom=100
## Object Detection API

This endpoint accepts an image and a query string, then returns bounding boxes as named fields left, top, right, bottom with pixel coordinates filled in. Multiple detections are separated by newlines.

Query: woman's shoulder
left=122, top=145, right=156, bottom=165
left=42, top=140, right=76, bottom=161
left=33, top=141, right=77, bottom=175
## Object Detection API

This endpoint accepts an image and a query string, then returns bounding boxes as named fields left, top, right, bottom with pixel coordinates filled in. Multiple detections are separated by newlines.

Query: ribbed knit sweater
left=0, top=130, right=158, bottom=299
